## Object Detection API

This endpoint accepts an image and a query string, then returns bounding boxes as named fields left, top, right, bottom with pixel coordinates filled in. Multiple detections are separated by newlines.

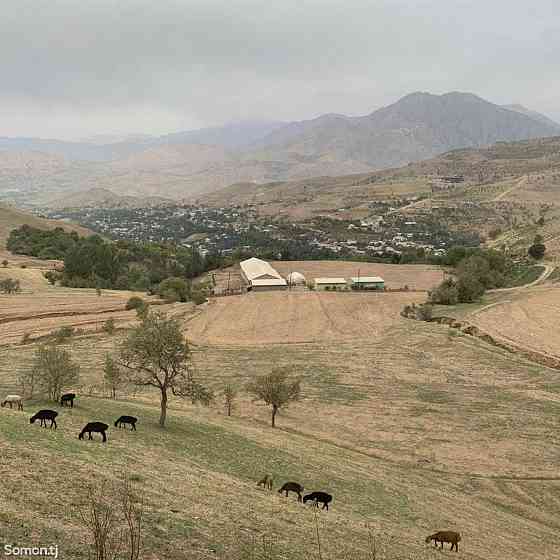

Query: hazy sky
left=1, top=0, right=559, bottom=140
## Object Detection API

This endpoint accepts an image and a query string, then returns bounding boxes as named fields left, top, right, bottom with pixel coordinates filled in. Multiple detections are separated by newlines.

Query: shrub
left=0, top=278, right=21, bottom=294
left=102, top=318, right=116, bottom=335
left=416, top=303, right=433, bottom=321
left=456, top=273, right=485, bottom=303
left=43, top=270, right=60, bottom=286
left=54, top=325, right=75, bottom=343
left=157, top=277, right=190, bottom=302
left=191, top=290, right=207, bottom=305
left=528, top=243, right=546, bottom=260
left=1, top=259, right=8, bottom=267
left=429, top=278, right=459, bottom=305
left=126, top=296, right=145, bottom=311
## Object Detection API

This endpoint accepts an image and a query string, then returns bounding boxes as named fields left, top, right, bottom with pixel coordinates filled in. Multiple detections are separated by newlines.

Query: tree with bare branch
left=246, top=368, right=301, bottom=428
left=118, top=310, right=213, bottom=427
left=223, top=383, right=238, bottom=417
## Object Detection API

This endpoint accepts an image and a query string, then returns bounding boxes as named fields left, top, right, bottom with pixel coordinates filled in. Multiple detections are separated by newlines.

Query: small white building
left=314, top=277, right=348, bottom=291
left=286, top=271, right=306, bottom=286
left=350, top=276, right=385, bottom=290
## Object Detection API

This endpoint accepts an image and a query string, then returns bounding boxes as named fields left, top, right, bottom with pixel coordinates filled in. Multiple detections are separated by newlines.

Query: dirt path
left=486, top=263, right=553, bottom=294
left=492, top=175, right=528, bottom=201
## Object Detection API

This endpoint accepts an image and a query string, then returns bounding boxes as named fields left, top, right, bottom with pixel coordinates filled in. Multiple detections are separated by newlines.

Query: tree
left=0, top=278, right=21, bottom=294
left=118, top=311, right=213, bottom=427
left=103, top=354, right=125, bottom=399
left=528, top=242, right=546, bottom=260
left=223, top=383, right=238, bottom=417
left=157, top=277, right=190, bottom=302
left=429, top=278, right=459, bottom=305
left=30, top=344, right=80, bottom=402
left=246, top=368, right=301, bottom=428
left=456, top=272, right=485, bottom=302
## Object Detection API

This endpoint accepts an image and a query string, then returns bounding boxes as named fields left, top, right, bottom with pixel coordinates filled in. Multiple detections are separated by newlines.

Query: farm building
left=314, top=277, right=348, bottom=291
left=240, top=257, right=287, bottom=291
left=286, top=271, right=306, bottom=286
left=350, top=276, right=385, bottom=290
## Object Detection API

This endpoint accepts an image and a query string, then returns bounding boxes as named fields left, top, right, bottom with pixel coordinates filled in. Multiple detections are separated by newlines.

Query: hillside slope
left=2, top=92, right=559, bottom=205
left=0, top=203, right=92, bottom=249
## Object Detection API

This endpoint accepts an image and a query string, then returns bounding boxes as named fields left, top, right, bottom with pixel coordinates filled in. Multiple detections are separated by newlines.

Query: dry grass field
left=272, top=261, right=445, bottom=291
left=468, top=285, right=560, bottom=357
left=186, top=291, right=426, bottom=345
left=1, top=259, right=560, bottom=559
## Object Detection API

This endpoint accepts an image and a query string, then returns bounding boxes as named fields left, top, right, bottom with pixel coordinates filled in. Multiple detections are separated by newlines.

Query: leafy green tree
left=118, top=311, right=213, bottom=427
left=429, top=278, right=459, bottom=305
left=157, top=277, right=190, bottom=302
left=457, top=272, right=485, bottom=303
left=246, top=368, right=301, bottom=428
left=30, top=344, right=80, bottom=402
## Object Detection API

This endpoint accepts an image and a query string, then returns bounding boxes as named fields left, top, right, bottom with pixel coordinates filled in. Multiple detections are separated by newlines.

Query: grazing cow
left=30, top=410, right=58, bottom=429
left=114, top=415, right=137, bottom=430
left=79, top=422, right=109, bottom=442
left=257, top=474, right=274, bottom=490
left=1, top=394, right=23, bottom=411
left=425, top=531, right=462, bottom=552
left=60, top=393, right=76, bottom=407
left=303, top=492, right=332, bottom=511
left=278, top=482, right=304, bottom=502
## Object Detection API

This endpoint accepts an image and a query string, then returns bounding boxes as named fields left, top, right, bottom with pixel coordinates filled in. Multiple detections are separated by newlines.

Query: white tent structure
left=240, top=257, right=287, bottom=291
left=286, top=271, right=306, bottom=286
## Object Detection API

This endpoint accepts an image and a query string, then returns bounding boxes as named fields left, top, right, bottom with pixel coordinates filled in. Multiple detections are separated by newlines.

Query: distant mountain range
left=1, top=92, right=559, bottom=206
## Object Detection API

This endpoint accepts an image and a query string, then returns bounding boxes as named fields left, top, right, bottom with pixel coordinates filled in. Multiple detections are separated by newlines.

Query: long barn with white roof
left=240, top=257, right=288, bottom=291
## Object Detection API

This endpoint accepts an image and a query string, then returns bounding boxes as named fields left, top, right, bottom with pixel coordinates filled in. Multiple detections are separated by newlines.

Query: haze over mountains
left=1, top=91, right=559, bottom=207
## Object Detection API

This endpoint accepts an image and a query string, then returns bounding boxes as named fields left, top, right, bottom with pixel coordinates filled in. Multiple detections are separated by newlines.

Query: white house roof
left=350, top=276, right=384, bottom=283
left=251, top=278, right=288, bottom=287
left=240, top=257, right=282, bottom=281
left=314, top=277, right=347, bottom=284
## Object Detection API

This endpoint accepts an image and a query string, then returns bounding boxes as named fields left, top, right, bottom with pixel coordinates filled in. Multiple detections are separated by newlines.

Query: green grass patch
left=503, top=265, right=545, bottom=288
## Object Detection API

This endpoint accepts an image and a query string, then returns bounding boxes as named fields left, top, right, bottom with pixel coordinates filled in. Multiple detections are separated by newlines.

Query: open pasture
left=469, top=286, right=560, bottom=357
left=1, top=318, right=560, bottom=559
left=186, top=291, right=426, bottom=345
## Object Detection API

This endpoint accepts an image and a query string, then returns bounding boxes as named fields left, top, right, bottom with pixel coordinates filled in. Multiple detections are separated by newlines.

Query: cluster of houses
left=239, top=258, right=385, bottom=293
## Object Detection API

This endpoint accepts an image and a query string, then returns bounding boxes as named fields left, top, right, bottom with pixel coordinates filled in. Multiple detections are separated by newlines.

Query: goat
left=78, top=422, right=109, bottom=442
left=30, top=410, right=58, bottom=429
left=278, top=482, right=304, bottom=502
left=303, top=491, right=332, bottom=511
left=1, top=394, right=23, bottom=411
left=257, top=474, right=273, bottom=490
left=114, top=415, right=137, bottom=430
left=425, top=531, right=461, bottom=552
left=60, top=393, right=76, bottom=407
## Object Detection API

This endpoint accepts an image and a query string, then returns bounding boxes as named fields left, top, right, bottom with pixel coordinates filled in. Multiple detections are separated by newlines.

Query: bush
left=456, top=273, right=485, bottom=303
left=191, top=290, right=207, bottom=305
left=429, top=278, right=459, bottom=305
left=528, top=243, right=546, bottom=260
left=126, top=296, right=145, bottom=311
left=43, top=270, right=60, bottom=286
left=102, top=318, right=116, bottom=335
left=416, top=303, right=433, bottom=321
left=157, top=277, right=190, bottom=302
left=1, top=259, right=8, bottom=267
left=54, top=325, right=76, bottom=343
left=0, top=278, right=21, bottom=294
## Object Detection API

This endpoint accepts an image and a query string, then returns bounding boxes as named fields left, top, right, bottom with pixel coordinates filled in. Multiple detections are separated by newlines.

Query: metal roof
left=251, top=278, right=288, bottom=286
left=350, top=276, right=385, bottom=283
left=314, top=277, right=347, bottom=284
left=240, top=257, right=282, bottom=281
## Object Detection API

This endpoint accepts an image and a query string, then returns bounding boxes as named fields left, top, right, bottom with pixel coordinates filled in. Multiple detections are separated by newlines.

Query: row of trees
left=7, top=225, right=224, bottom=296
left=20, top=310, right=301, bottom=428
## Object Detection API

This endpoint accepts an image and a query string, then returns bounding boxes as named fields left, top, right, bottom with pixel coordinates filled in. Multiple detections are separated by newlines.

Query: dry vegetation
left=1, top=257, right=560, bottom=559
left=468, top=285, right=560, bottom=357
